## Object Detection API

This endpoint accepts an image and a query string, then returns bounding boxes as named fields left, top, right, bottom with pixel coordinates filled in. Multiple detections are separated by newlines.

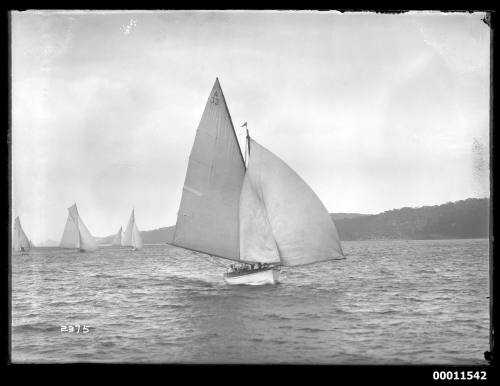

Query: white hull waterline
left=223, top=267, right=280, bottom=285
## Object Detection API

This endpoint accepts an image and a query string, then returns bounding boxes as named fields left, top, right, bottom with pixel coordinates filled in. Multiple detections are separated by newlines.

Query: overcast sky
left=11, top=10, right=490, bottom=244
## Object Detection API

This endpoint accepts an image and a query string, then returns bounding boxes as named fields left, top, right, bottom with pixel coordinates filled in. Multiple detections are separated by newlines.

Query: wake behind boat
left=171, top=78, right=345, bottom=285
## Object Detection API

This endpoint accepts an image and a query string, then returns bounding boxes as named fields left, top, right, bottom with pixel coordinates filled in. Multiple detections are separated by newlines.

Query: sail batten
left=173, top=78, right=246, bottom=260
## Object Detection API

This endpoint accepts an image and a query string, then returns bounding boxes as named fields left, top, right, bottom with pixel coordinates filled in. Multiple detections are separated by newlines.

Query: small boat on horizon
left=122, top=209, right=143, bottom=251
left=13, top=216, right=32, bottom=254
left=59, top=203, right=98, bottom=252
left=111, top=226, right=124, bottom=247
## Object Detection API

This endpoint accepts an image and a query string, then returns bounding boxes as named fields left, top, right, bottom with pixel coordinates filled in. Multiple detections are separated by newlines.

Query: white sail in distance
left=172, top=78, right=246, bottom=261
left=59, top=203, right=98, bottom=251
left=123, top=209, right=143, bottom=249
left=239, top=139, right=344, bottom=266
left=112, top=226, right=123, bottom=246
left=13, top=216, right=31, bottom=252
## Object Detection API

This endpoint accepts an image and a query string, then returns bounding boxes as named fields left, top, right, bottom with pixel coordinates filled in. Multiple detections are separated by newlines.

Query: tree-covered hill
left=97, top=198, right=489, bottom=244
left=334, top=198, right=489, bottom=241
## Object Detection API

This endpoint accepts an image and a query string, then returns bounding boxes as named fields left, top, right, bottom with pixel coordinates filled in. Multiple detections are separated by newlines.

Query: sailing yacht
left=13, top=216, right=32, bottom=253
left=122, top=209, right=143, bottom=251
left=172, top=78, right=345, bottom=285
left=111, top=226, right=123, bottom=247
left=59, top=203, right=98, bottom=252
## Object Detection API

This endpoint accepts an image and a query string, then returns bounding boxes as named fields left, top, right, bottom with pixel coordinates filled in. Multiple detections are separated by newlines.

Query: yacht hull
left=223, top=268, right=280, bottom=285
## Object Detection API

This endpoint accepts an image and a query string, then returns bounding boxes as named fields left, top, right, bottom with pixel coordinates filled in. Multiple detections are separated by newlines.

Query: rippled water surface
left=11, top=239, right=489, bottom=364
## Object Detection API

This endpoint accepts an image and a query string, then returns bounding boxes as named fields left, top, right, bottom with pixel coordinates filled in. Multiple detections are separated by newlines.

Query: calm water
left=11, top=239, right=489, bottom=364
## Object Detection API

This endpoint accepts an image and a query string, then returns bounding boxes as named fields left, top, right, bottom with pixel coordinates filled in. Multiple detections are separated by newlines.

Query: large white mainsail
left=172, top=78, right=246, bottom=261
left=240, top=139, right=344, bottom=266
left=13, top=216, right=31, bottom=252
left=112, top=226, right=123, bottom=246
left=123, top=209, right=143, bottom=250
left=59, top=203, right=97, bottom=251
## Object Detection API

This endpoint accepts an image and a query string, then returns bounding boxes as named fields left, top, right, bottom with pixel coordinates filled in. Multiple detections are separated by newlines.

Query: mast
left=242, top=122, right=250, bottom=166
left=131, top=209, right=135, bottom=248
left=75, top=204, right=81, bottom=250
left=131, top=211, right=135, bottom=247
left=246, top=128, right=251, bottom=159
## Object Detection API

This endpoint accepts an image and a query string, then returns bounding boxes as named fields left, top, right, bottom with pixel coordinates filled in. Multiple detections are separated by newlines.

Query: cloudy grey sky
left=11, top=10, right=490, bottom=244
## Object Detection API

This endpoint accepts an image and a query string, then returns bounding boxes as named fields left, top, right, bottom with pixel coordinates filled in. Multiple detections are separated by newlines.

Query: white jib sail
left=59, top=204, right=97, bottom=251
left=78, top=215, right=98, bottom=251
left=123, top=210, right=142, bottom=249
left=239, top=173, right=281, bottom=264
left=242, top=139, right=344, bottom=267
left=172, top=78, right=246, bottom=261
left=13, top=216, right=31, bottom=251
left=112, top=226, right=123, bottom=246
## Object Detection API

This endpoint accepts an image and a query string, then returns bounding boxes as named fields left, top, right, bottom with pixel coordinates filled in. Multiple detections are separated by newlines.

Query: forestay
left=173, top=78, right=246, bottom=261
left=241, top=139, right=344, bottom=267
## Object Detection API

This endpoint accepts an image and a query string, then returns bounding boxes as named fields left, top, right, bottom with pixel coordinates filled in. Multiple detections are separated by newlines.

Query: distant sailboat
left=13, top=216, right=32, bottom=253
left=59, top=203, right=97, bottom=252
left=111, top=226, right=123, bottom=247
left=172, top=78, right=345, bottom=285
left=122, top=209, right=143, bottom=251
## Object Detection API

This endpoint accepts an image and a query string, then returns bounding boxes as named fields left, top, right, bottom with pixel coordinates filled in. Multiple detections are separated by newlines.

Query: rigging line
left=244, top=136, right=247, bottom=165
left=196, top=252, right=228, bottom=268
